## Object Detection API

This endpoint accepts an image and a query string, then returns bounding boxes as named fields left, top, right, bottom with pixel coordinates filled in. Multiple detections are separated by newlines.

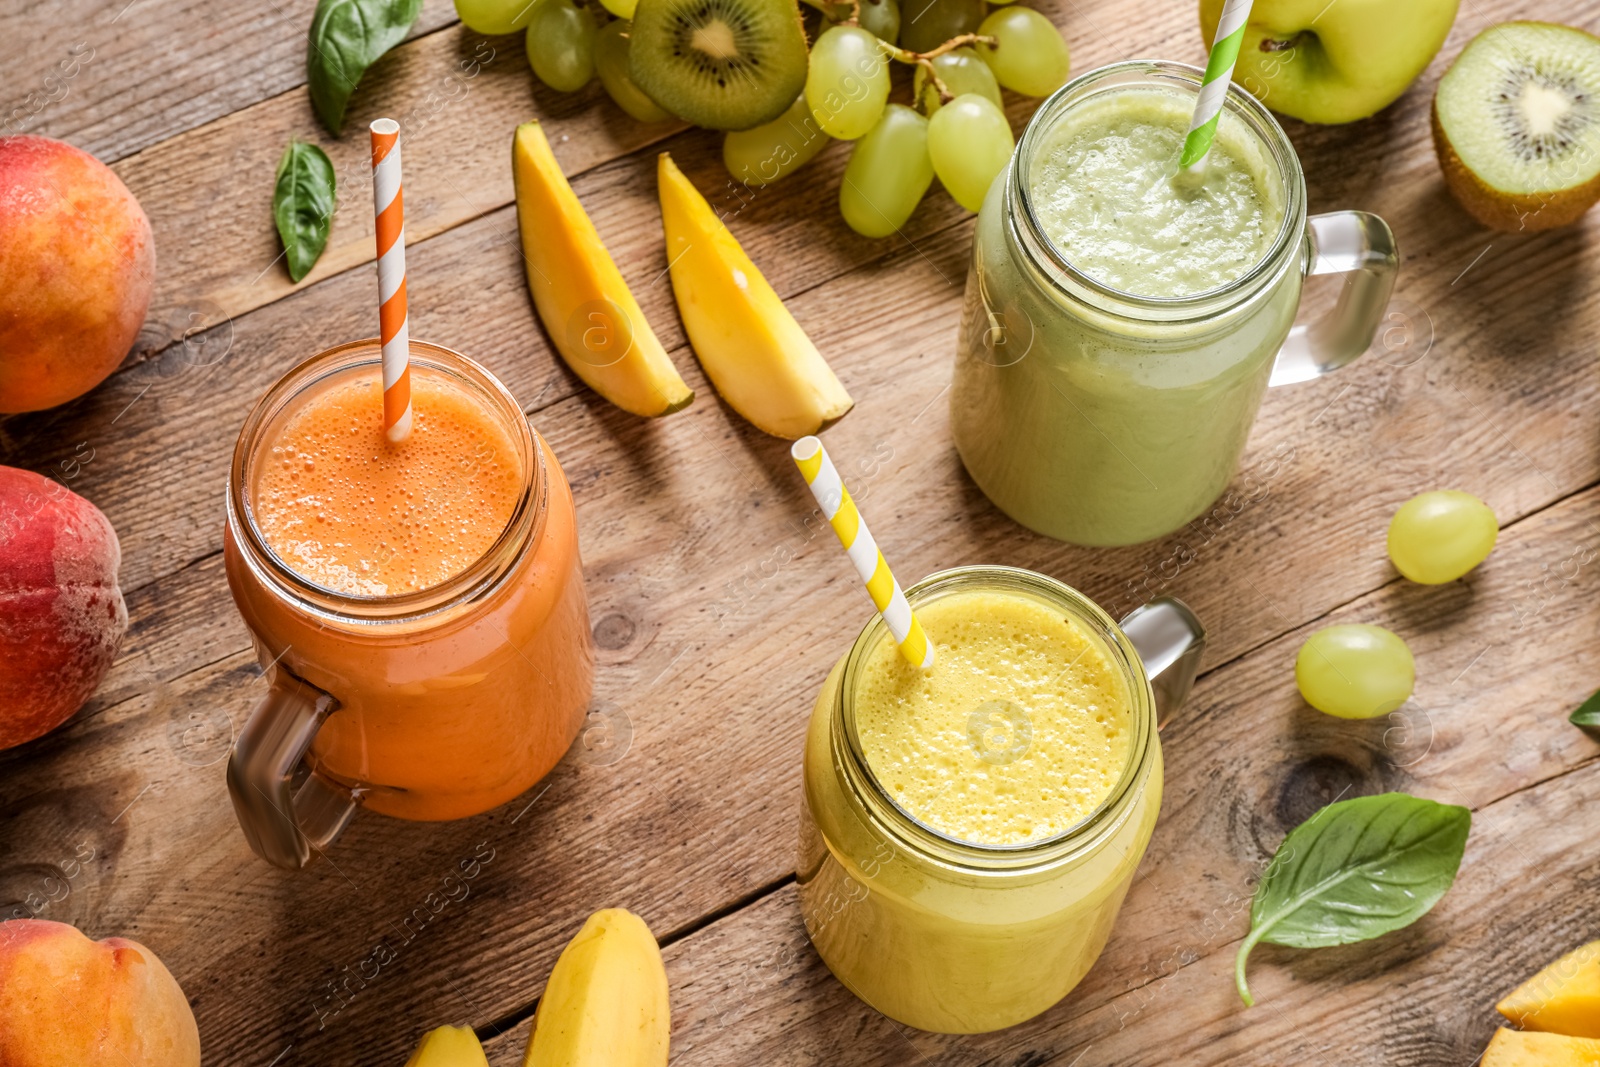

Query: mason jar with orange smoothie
left=223, top=339, right=592, bottom=869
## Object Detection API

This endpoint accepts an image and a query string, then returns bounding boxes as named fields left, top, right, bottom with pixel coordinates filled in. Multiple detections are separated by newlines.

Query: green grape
left=840, top=104, right=934, bottom=237
left=913, top=46, right=1002, bottom=116
left=975, top=6, right=1070, bottom=97
left=806, top=26, right=891, bottom=140
left=926, top=93, right=1013, bottom=211
left=455, top=0, right=538, bottom=34
left=525, top=0, right=596, bottom=93
left=1295, top=624, right=1415, bottom=720
left=599, top=0, right=636, bottom=17
left=595, top=21, right=671, bottom=121
left=1387, top=490, right=1498, bottom=585
left=831, top=0, right=900, bottom=46
left=724, top=94, right=831, bottom=187
left=899, top=0, right=985, bottom=54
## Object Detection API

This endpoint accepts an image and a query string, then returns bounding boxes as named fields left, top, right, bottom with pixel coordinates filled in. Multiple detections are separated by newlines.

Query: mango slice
left=1500, top=941, right=1600, bottom=1039
left=657, top=152, right=852, bottom=439
left=404, top=1025, right=490, bottom=1067
left=1482, top=1028, right=1600, bottom=1067
left=512, top=122, right=693, bottom=417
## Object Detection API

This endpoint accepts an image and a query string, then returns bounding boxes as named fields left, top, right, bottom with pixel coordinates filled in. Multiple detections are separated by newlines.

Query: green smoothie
left=952, top=68, right=1307, bottom=547
left=1030, top=88, right=1282, bottom=297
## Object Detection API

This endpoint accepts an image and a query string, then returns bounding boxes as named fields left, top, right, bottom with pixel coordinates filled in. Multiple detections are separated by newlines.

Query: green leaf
left=1235, top=792, right=1471, bottom=1007
left=272, top=141, right=336, bottom=283
left=1572, top=689, right=1600, bottom=736
left=306, top=0, right=423, bottom=134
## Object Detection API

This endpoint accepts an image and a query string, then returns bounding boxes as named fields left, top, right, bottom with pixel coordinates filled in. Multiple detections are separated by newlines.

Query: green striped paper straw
left=1179, top=0, right=1253, bottom=169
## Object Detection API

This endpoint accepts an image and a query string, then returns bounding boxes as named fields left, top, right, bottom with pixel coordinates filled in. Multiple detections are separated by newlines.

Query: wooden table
left=3, top=0, right=1598, bottom=1063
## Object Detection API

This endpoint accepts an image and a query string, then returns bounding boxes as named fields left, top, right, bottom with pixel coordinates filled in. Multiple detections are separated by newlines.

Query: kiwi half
left=629, top=0, right=808, bottom=131
left=1433, top=21, right=1600, bottom=232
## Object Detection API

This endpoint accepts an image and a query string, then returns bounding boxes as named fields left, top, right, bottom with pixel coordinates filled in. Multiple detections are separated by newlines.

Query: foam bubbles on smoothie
left=252, top=368, right=523, bottom=596
left=853, top=589, right=1134, bottom=847
left=1030, top=87, right=1284, bottom=298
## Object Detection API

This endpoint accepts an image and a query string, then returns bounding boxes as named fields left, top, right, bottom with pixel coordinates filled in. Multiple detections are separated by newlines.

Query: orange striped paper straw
left=370, top=118, right=412, bottom=442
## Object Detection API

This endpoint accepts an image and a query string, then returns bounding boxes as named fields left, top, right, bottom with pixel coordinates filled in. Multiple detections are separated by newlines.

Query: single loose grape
left=724, top=94, right=831, bottom=187
left=899, top=0, right=985, bottom=54
left=805, top=25, right=891, bottom=140
left=455, top=0, right=538, bottom=34
left=927, top=92, right=1013, bottom=211
left=600, top=0, right=636, bottom=17
left=1387, top=490, right=1498, bottom=584
left=1295, top=624, right=1415, bottom=720
left=595, top=20, right=671, bottom=121
left=832, top=0, right=900, bottom=45
left=841, top=104, right=934, bottom=237
left=913, top=46, right=1003, bottom=116
left=975, top=6, right=1070, bottom=97
left=525, top=0, right=596, bottom=93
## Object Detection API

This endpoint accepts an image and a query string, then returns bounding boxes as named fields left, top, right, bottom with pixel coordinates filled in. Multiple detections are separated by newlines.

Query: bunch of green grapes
left=457, top=0, right=1071, bottom=235
left=747, top=0, right=1070, bottom=234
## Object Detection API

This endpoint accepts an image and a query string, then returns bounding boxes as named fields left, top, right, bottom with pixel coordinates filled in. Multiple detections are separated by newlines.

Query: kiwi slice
left=1433, top=21, right=1600, bottom=232
left=629, top=0, right=809, bottom=131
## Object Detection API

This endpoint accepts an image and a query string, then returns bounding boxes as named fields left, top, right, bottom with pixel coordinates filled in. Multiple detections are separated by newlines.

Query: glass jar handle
left=1121, top=598, right=1206, bottom=730
left=1269, top=211, right=1399, bottom=387
left=226, top=665, right=359, bottom=870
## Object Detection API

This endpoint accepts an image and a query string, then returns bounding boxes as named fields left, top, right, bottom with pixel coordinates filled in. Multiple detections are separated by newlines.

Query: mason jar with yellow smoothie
left=797, top=566, right=1202, bottom=1033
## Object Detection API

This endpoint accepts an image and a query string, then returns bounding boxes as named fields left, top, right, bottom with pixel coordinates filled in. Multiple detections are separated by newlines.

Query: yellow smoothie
left=798, top=568, right=1162, bottom=1034
left=854, top=590, right=1132, bottom=846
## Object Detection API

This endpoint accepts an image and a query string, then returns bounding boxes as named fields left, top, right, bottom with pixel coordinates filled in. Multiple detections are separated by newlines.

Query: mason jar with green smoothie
left=952, top=61, right=1398, bottom=547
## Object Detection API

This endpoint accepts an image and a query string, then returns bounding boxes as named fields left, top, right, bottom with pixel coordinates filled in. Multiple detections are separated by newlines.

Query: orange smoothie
left=253, top=369, right=523, bottom=596
left=225, top=346, right=592, bottom=823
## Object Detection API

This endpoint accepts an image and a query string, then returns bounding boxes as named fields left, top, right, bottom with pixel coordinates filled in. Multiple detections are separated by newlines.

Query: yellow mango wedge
left=657, top=153, right=853, bottom=439
left=523, top=909, right=668, bottom=1067
left=1499, top=941, right=1600, bottom=1039
left=1482, top=1028, right=1600, bottom=1067
left=513, top=122, right=693, bottom=417
left=404, top=1025, right=491, bottom=1067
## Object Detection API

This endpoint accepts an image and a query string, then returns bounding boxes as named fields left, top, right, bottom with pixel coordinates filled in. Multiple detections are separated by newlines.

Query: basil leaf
left=1235, top=792, right=1470, bottom=1006
left=306, top=0, right=423, bottom=134
left=1571, top=689, right=1600, bottom=736
left=272, top=141, right=336, bottom=283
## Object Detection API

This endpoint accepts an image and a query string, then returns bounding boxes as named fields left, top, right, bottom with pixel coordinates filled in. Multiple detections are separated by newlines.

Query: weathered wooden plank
left=6, top=277, right=1600, bottom=1065
left=100, top=0, right=1192, bottom=372
left=105, top=16, right=678, bottom=371
left=480, top=756, right=1600, bottom=1066
left=0, top=0, right=458, bottom=161
left=2, top=1, right=1598, bottom=1065
left=478, top=486, right=1600, bottom=1066
left=8, top=88, right=1600, bottom=644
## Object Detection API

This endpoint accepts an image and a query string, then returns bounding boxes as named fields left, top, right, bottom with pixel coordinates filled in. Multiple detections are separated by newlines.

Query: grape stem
left=885, top=34, right=997, bottom=106
left=800, top=0, right=863, bottom=23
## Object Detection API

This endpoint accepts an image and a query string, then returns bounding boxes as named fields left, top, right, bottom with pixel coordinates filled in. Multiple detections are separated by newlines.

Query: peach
left=0, top=919, right=200, bottom=1067
left=0, top=465, right=127, bottom=750
left=0, top=135, right=155, bottom=413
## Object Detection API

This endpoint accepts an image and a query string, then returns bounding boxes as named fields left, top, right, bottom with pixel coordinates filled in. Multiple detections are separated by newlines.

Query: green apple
left=1200, top=0, right=1459, bottom=124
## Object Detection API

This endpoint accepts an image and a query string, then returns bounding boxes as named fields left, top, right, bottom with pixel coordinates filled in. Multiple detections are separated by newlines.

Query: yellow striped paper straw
left=791, top=436, right=934, bottom=669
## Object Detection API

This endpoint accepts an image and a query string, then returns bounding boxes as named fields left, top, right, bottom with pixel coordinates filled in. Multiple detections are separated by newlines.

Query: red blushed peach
left=0, top=465, right=127, bottom=750
left=0, top=919, right=200, bottom=1067
left=0, top=135, right=155, bottom=413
